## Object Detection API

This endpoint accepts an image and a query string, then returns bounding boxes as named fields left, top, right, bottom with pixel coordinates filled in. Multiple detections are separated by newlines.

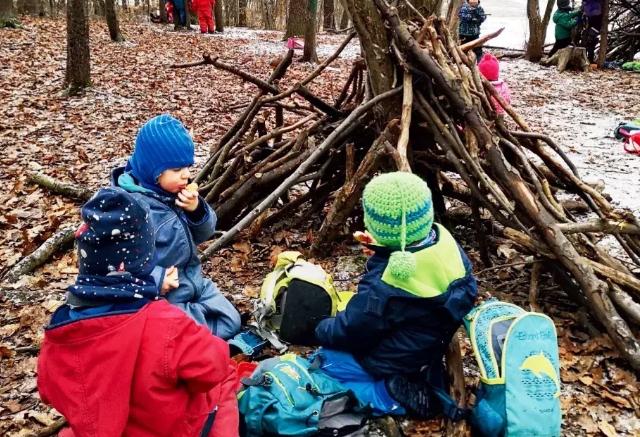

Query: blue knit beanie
left=128, top=114, right=195, bottom=187
left=76, top=188, right=155, bottom=277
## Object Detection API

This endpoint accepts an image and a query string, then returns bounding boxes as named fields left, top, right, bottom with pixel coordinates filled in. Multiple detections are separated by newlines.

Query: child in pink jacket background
left=478, top=53, right=512, bottom=117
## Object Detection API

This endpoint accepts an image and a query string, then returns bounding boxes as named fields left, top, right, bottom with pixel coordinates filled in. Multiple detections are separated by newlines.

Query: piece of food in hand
left=353, top=231, right=377, bottom=245
left=186, top=182, right=199, bottom=193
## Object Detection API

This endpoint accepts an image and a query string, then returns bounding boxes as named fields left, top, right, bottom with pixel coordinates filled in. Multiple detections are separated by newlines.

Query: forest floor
left=1, top=16, right=639, bottom=436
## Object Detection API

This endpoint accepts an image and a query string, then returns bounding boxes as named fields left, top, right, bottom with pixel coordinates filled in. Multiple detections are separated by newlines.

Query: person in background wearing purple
left=582, top=0, right=603, bottom=63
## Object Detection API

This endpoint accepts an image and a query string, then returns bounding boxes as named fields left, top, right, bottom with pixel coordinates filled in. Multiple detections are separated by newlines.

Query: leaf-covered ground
left=1, top=16, right=639, bottom=436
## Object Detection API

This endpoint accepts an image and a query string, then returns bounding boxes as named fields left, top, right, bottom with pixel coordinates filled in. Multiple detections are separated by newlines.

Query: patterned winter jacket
left=458, top=2, right=486, bottom=37
left=315, top=224, right=478, bottom=379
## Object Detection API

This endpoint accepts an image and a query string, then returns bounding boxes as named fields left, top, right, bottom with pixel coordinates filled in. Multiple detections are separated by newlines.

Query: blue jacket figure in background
left=172, top=0, right=187, bottom=30
left=112, top=114, right=241, bottom=340
left=458, top=0, right=487, bottom=62
left=315, top=172, right=477, bottom=418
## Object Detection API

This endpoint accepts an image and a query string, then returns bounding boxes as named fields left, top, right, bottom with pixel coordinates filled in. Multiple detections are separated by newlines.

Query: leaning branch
left=2, top=224, right=77, bottom=284
left=199, top=87, right=403, bottom=260
left=459, top=27, right=505, bottom=52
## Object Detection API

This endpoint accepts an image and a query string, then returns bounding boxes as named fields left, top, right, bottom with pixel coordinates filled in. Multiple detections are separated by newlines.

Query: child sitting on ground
left=478, top=53, right=512, bottom=117
left=314, top=172, right=478, bottom=417
left=458, top=0, right=487, bottom=62
left=37, top=188, right=239, bottom=436
left=112, top=114, right=241, bottom=340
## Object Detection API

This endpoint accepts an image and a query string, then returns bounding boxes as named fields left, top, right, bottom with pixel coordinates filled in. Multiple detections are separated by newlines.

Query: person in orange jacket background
left=192, top=0, right=215, bottom=34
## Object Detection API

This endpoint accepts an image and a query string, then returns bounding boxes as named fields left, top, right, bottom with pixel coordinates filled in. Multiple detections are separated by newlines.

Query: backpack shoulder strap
left=430, top=386, right=470, bottom=422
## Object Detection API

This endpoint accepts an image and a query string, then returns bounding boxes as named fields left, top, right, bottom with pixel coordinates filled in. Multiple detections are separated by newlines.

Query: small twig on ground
left=36, top=418, right=67, bottom=437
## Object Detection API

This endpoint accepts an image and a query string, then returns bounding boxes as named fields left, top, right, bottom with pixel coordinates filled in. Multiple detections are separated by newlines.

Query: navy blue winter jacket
left=315, top=225, right=478, bottom=379
left=111, top=166, right=241, bottom=340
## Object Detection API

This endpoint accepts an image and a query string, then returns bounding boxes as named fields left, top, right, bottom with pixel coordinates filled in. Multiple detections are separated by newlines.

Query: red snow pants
left=196, top=1, right=215, bottom=33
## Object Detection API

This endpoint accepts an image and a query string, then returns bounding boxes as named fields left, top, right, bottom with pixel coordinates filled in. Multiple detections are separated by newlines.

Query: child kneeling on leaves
left=112, top=114, right=241, bottom=340
left=37, top=189, right=239, bottom=437
left=314, top=172, right=478, bottom=417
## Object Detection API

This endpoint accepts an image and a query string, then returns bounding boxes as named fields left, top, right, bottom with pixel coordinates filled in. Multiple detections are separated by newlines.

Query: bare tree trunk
left=261, top=0, right=275, bottom=29
left=1, top=0, right=18, bottom=24
left=343, top=0, right=394, bottom=97
left=445, top=0, right=462, bottom=35
left=185, top=0, right=193, bottom=29
left=285, top=0, right=306, bottom=37
left=18, top=0, right=40, bottom=15
left=215, top=0, right=224, bottom=31
left=224, top=0, right=237, bottom=26
left=302, top=0, right=318, bottom=62
left=323, top=0, right=334, bottom=30
left=105, top=0, right=124, bottom=41
left=159, top=0, right=167, bottom=22
left=525, top=0, right=555, bottom=61
left=66, top=0, right=91, bottom=93
left=597, top=0, right=610, bottom=67
left=339, top=0, right=349, bottom=28
left=275, top=0, right=286, bottom=29
left=238, top=0, right=246, bottom=26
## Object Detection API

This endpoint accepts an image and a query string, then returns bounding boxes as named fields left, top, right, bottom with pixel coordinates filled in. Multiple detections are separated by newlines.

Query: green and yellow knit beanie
left=362, top=172, right=434, bottom=280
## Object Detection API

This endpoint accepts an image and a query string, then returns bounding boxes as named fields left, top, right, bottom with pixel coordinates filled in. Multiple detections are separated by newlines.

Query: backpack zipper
left=264, top=371, right=295, bottom=407
left=281, top=360, right=320, bottom=393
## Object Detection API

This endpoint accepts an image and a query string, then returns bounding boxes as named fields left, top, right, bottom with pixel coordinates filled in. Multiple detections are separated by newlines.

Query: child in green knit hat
left=315, top=172, right=478, bottom=418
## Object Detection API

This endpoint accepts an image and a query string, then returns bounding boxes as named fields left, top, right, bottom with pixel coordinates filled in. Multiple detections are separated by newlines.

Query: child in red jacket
left=37, top=188, right=239, bottom=437
left=192, top=0, right=215, bottom=33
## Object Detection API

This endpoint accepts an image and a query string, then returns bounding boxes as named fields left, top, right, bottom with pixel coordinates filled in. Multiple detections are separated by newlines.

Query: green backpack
left=252, top=251, right=351, bottom=351
left=238, top=354, right=366, bottom=437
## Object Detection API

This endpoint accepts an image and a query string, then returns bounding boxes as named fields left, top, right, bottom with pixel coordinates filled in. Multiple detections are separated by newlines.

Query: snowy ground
left=501, top=59, right=640, bottom=216
left=481, top=0, right=557, bottom=50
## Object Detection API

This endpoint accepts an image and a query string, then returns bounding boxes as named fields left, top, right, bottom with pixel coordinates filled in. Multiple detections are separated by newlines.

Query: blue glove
left=228, top=330, right=268, bottom=357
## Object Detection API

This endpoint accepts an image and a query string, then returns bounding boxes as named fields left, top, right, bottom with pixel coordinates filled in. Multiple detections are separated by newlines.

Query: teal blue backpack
left=238, top=354, right=366, bottom=437
left=463, top=299, right=562, bottom=436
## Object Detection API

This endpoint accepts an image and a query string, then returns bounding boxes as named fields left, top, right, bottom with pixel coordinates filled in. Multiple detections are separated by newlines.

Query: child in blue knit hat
left=111, top=114, right=241, bottom=340
left=314, top=172, right=478, bottom=418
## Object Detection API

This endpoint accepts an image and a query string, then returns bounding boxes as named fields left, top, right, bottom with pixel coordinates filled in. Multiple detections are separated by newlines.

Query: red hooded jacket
left=37, top=300, right=239, bottom=437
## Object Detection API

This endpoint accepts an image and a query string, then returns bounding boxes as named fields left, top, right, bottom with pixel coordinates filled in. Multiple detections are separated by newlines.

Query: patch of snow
left=481, top=0, right=558, bottom=50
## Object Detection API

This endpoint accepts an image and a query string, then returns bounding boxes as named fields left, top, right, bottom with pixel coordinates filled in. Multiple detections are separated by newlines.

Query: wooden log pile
left=608, top=0, right=640, bottom=62
left=7, top=1, right=640, bottom=372
left=169, top=1, right=640, bottom=371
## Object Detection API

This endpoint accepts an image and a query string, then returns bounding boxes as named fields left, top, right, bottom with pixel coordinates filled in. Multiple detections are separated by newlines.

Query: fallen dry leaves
left=1, top=14, right=639, bottom=437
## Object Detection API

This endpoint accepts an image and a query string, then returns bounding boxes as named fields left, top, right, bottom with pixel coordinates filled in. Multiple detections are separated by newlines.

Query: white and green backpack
left=251, top=251, right=351, bottom=351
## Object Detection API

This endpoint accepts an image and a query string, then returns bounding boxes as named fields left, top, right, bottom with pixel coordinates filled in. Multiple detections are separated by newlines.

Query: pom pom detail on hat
left=478, top=53, right=500, bottom=81
left=129, top=114, right=195, bottom=187
left=388, top=251, right=417, bottom=280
